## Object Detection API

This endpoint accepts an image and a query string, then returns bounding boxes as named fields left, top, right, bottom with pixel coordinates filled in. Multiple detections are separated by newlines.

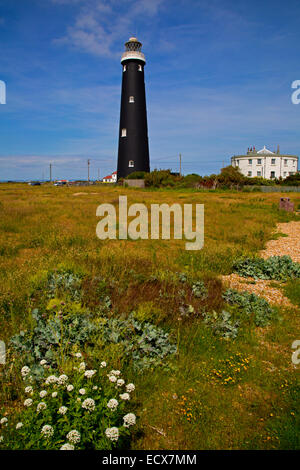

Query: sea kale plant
left=233, top=255, right=300, bottom=281
left=0, top=356, right=136, bottom=450
left=47, top=270, right=83, bottom=300
left=191, top=281, right=208, bottom=300
left=203, top=310, right=240, bottom=339
left=10, top=304, right=97, bottom=375
left=99, top=314, right=177, bottom=371
left=223, top=288, right=274, bottom=327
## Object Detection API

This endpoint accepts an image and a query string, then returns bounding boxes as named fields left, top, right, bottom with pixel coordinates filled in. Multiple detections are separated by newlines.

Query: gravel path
left=222, top=221, right=300, bottom=306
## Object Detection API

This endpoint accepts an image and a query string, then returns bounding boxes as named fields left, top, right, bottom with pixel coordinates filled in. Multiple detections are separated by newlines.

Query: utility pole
left=49, top=163, right=52, bottom=182
left=179, top=153, right=182, bottom=177
left=98, top=168, right=100, bottom=182
left=87, top=159, right=90, bottom=183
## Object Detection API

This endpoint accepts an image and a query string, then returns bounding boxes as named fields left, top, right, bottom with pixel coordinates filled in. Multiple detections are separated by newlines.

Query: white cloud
left=53, top=0, right=165, bottom=57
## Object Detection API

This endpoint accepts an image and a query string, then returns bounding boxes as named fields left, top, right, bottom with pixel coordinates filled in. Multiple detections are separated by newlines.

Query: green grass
left=0, top=183, right=299, bottom=449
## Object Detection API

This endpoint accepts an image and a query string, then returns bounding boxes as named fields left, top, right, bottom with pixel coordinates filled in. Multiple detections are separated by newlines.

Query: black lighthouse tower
left=117, top=37, right=150, bottom=179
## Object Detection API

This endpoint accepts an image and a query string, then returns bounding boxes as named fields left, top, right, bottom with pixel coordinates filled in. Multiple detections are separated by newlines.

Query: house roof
left=257, top=145, right=274, bottom=155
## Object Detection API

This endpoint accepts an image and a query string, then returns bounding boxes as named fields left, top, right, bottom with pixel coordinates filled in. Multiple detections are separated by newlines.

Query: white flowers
left=84, top=370, right=96, bottom=379
left=105, top=427, right=119, bottom=442
left=79, top=362, right=86, bottom=371
left=74, top=352, right=82, bottom=358
left=21, top=366, right=30, bottom=378
left=39, top=390, right=47, bottom=398
left=37, top=402, right=47, bottom=413
left=119, top=393, right=130, bottom=401
left=82, top=398, right=95, bottom=412
left=123, top=413, right=136, bottom=428
left=45, top=375, right=58, bottom=385
left=66, top=385, right=74, bottom=392
left=100, top=361, right=107, bottom=368
left=16, top=422, right=23, bottom=430
left=79, top=388, right=86, bottom=395
left=25, top=386, right=33, bottom=395
left=107, top=399, right=118, bottom=410
left=0, top=436, right=3, bottom=442
left=40, top=359, right=47, bottom=366
left=110, top=370, right=121, bottom=376
left=24, top=398, right=33, bottom=407
left=126, top=383, right=135, bottom=393
left=60, top=443, right=75, bottom=450
left=66, top=429, right=81, bottom=444
left=58, top=374, right=68, bottom=385
left=58, top=406, right=68, bottom=415
left=0, top=418, right=8, bottom=426
left=108, top=375, right=117, bottom=383
left=117, top=379, right=125, bottom=387
left=52, top=391, right=58, bottom=398
left=41, top=425, right=54, bottom=438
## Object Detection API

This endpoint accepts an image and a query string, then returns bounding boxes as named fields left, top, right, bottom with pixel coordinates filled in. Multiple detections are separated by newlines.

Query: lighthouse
left=117, top=37, right=150, bottom=179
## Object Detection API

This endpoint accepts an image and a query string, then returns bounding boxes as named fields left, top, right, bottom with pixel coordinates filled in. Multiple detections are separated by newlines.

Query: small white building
left=102, top=171, right=117, bottom=183
left=231, top=146, right=298, bottom=179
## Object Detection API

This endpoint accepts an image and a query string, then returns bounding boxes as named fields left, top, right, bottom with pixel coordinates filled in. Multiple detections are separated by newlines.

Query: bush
left=125, top=171, right=146, bottom=180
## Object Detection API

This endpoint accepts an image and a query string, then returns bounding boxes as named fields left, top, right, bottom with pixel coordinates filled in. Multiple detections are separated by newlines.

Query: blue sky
left=0, top=0, right=300, bottom=180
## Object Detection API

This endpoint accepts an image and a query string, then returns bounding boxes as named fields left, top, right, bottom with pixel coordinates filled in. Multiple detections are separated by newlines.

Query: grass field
left=0, top=183, right=299, bottom=449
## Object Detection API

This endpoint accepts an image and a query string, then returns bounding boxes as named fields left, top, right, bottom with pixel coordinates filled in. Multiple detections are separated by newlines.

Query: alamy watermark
left=291, top=80, right=300, bottom=104
left=0, top=80, right=6, bottom=104
left=96, top=196, right=204, bottom=250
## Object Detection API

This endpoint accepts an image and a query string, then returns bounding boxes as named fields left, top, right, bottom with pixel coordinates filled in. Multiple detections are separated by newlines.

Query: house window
left=123, top=65, right=126, bottom=72
left=257, top=159, right=262, bottom=165
left=128, top=160, right=134, bottom=168
left=271, top=158, right=276, bottom=165
left=129, top=96, right=135, bottom=103
left=270, top=171, right=275, bottom=178
left=121, top=128, right=127, bottom=137
left=248, top=159, right=252, bottom=164
left=236, top=160, right=239, bottom=166
left=248, top=171, right=252, bottom=177
left=257, top=171, right=261, bottom=177
left=284, top=159, right=288, bottom=166
left=283, top=172, right=287, bottom=177
left=138, top=65, right=142, bottom=71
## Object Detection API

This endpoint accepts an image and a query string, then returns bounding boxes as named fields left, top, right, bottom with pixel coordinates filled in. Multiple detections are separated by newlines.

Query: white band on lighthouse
left=121, top=51, right=146, bottom=64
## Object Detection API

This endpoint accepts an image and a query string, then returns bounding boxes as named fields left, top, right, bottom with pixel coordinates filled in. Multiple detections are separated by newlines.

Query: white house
left=231, top=146, right=298, bottom=179
left=102, top=171, right=117, bottom=183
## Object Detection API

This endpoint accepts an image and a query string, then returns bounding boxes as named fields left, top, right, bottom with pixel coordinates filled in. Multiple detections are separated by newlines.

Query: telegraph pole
left=98, top=168, right=100, bottom=182
left=87, top=159, right=90, bottom=182
left=49, top=163, right=52, bottom=182
left=179, top=153, right=182, bottom=177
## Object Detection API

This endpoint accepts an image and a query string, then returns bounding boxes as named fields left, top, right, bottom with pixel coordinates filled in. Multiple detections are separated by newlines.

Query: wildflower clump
left=0, top=356, right=137, bottom=450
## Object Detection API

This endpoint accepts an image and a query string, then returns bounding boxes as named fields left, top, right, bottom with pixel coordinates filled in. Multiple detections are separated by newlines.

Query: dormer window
left=128, top=160, right=134, bottom=168
left=121, top=128, right=127, bottom=137
left=129, top=96, right=134, bottom=103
